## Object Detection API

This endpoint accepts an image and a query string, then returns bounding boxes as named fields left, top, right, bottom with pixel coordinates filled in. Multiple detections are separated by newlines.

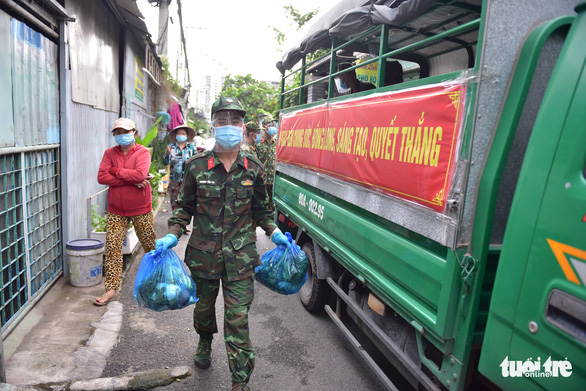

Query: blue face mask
left=176, top=135, right=187, bottom=143
left=115, top=133, right=135, bottom=147
left=334, top=77, right=351, bottom=94
left=215, top=125, right=243, bottom=150
left=268, top=126, right=278, bottom=136
left=254, top=133, right=262, bottom=145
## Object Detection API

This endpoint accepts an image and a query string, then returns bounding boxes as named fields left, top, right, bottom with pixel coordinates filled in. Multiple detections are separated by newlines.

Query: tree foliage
left=284, top=5, right=319, bottom=29
left=161, top=56, right=183, bottom=98
left=219, top=74, right=279, bottom=122
left=272, top=5, right=320, bottom=48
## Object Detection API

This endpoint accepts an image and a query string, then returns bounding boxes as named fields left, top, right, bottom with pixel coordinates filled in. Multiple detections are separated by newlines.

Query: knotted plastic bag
left=255, top=232, right=308, bottom=295
left=133, top=248, right=198, bottom=311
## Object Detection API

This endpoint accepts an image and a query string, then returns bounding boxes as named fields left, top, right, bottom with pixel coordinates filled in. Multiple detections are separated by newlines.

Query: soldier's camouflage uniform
left=168, top=148, right=277, bottom=384
left=256, top=138, right=276, bottom=210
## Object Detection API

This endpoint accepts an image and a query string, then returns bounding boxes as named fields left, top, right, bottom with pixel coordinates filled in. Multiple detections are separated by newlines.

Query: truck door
left=480, top=5, right=586, bottom=389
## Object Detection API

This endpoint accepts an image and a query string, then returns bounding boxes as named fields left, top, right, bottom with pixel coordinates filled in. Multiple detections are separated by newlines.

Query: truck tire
left=299, top=242, right=328, bottom=312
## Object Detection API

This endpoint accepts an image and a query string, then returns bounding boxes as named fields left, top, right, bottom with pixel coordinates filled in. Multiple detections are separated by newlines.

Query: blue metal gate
left=0, top=146, right=62, bottom=333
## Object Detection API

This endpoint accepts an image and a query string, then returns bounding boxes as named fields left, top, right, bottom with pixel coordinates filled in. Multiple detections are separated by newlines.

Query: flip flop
left=93, top=292, right=117, bottom=306
left=93, top=298, right=109, bottom=306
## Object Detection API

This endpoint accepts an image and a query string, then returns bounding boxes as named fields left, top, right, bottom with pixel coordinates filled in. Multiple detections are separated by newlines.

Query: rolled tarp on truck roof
left=276, top=0, right=438, bottom=74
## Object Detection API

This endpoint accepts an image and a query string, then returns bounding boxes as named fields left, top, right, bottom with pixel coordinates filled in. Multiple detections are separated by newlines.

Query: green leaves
left=219, top=74, right=279, bottom=122
left=91, top=205, right=108, bottom=232
left=135, top=116, right=162, bottom=147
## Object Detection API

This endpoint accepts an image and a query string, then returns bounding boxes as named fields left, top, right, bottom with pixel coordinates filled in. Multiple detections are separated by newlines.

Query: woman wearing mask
left=94, top=118, right=156, bottom=306
left=163, top=125, right=197, bottom=212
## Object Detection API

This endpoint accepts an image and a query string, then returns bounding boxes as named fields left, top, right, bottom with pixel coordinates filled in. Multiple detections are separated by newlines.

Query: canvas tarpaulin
left=277, top=0, right=437, bottom=73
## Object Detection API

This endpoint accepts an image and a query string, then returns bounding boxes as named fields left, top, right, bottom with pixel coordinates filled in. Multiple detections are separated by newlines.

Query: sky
left=136, top=0, right=340, bottom=83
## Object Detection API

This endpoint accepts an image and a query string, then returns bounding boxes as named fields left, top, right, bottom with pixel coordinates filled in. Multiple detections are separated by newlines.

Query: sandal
left=93, top=291, right=117, bottom=306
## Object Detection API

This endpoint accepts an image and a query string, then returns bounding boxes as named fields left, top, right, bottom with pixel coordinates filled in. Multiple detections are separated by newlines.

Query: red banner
left=277, top=82, right=467, bottom=212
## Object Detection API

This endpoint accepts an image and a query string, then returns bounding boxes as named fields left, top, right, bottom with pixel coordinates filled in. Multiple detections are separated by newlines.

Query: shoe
left=194, top=337, right=212, bottom=369
left=231, top=382, right=251, bottom=391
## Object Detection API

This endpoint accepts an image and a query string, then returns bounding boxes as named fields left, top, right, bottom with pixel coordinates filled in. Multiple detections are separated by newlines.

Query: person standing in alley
left=244, top=121, right=261, bottom=158
left=94, top=118, right=156, bottom=306
left=155, top=97, right=291, bottom=391
left=194, top=128, right=207, bottom=152
left=256, top=114, right=278, bottom=213
left=163, top=124, right=198, bottom=211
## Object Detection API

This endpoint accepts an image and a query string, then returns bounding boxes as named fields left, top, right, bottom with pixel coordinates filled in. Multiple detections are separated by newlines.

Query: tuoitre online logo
left=500, top=356, right=572, bottom=378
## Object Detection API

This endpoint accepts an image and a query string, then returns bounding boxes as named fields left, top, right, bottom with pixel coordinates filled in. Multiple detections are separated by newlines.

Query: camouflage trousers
left=265, top=184, right=274, bottom=211
left=192, top=274, right=255, bottom=383
left=168, top=180, right=183, bottom=210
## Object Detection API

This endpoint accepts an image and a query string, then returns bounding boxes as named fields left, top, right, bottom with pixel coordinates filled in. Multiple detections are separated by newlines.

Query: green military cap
left=211, top=96, right=246, bottom=118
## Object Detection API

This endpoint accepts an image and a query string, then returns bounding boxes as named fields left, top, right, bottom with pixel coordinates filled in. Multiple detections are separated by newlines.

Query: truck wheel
left=299, top=242, right=328, bottom=312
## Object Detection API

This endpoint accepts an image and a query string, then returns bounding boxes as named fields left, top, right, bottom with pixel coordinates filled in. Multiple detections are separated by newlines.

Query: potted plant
left=90, top=205, right=139, bottom=254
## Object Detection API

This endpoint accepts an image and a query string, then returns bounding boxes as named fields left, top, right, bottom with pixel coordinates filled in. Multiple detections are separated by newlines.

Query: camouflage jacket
left=168, top=149, right=277, bottom=281
left=256, top=138, right=276, bottom=185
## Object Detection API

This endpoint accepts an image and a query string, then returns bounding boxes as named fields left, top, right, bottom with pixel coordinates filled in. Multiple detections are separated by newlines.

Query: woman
left=94, top=118, right=156, bottom=306
left=163, top=124, right=197, bottom=211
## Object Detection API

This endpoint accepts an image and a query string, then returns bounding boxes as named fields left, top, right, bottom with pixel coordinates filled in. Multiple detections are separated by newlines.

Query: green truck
left=272, top=1, right=586, bottom=390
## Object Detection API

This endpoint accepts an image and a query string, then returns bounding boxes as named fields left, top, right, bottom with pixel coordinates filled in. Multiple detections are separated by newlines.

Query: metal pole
left=0, top=0, right=59, bottom=40
left=0, top=327, right=6, bottom=382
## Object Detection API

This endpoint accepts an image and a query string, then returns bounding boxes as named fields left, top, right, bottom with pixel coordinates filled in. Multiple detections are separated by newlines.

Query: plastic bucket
left=66, top=239, right=105, bottom=287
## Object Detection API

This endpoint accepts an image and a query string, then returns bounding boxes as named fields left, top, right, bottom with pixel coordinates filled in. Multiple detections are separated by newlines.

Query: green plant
left=149, top=168, right=163, bottom=210
left=91, top=205, right=108, bottom=232
left=91, top=205, right=134, bottom=232
left=136, top=117, right=162, bottom=147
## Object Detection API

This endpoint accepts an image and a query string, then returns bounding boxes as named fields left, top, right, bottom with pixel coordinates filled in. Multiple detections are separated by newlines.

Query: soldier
left=244, top=121, right=261, bottom=158
left=256, top=114, right=278, bottom=212
left=155, top=96, right=291, bottom=391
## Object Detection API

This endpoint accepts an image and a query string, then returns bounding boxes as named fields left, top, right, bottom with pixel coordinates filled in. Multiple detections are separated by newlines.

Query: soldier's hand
left=271, top=229, right=292, bottom=250
left=155, top=233, right=178, bottom=255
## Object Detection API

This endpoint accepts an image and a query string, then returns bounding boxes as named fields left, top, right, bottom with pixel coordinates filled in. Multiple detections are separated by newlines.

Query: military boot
left=193, top=337, right=212, bottom=369
left=231, top=382, right=251, bottom=391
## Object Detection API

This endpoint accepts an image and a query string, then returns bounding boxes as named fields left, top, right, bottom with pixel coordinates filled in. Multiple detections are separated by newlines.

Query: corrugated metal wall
left=124, top=38, right=152, bottom=138
left=0, top=12, right=14, bottom=147
left=61, top=0, right=121, bottom=245
left=11, top=19, right=59, bottom=146
left=64, top=101, right=117, bottom=239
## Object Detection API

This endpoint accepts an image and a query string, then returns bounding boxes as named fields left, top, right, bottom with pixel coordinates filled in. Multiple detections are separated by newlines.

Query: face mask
left=267, top=126, right=278, bottom=137
left=115, top=133, right=135, bottom=147
left=176, top=135, right=187, bottom=143
left=254, top=133, right=262, bottom=145
left=215, top=125, right=243, bottom=150
left=334, top=77, right=351, bottom=94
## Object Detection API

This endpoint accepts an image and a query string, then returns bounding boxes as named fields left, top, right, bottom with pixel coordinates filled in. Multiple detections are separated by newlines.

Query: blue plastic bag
left=133, top=248, right=198, bottom=311
left=255, top=232, right=308, bottom=295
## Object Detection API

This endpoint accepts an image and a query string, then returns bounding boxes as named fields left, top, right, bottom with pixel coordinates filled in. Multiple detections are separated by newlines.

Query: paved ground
left=2, top=197, right=385, bottom=390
